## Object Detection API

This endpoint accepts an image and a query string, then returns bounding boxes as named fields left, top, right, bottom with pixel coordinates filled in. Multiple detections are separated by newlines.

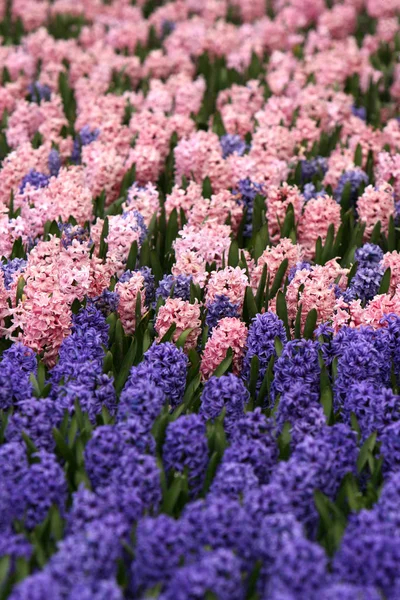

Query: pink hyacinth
left=172, top=249, right=208, bottom=288
left=9, top=290, right=72, bottom=367
left=382, top=251, right=400, bottom=296
left=124, top=183, right=160, bottom=226
left=205, top=266, right=248, bottom=310
left=82, top=140, right=126, bottom=204
left=375, top=151, right=400, bottom=198
left=200, top=317, right=248, bottom=381
left=251, top=238, right=302, bottom=294
left=115, top=272, right=146, bottom=336
left=358, top=183, right=395, bottom=239
left=164, top=181, right=203, bottom=219
left=187, top=189, right=243, bottom=233
left=286, top=260, right=348, bottom=333
left=297, top=195, right=341, bottom=260
left=173, top=222, right=232, bottom=270
left=155, top=298, right=201, bottom=352
left=91, top=211, right=145, bottom=277
left=265, top=184, right=304, bottom=243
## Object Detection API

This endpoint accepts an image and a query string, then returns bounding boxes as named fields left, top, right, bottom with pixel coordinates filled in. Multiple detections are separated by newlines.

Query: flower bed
left=0, top=0, right=400, bottom=598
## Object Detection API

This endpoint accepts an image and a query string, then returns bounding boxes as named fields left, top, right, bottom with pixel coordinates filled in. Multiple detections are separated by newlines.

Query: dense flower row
left=0, top=0, right=399, bottom=598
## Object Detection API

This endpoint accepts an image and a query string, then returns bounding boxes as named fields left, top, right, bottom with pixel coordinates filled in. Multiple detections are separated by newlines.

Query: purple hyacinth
left=110, top=448, right=161, bottom=524
left=302, top=182, right=327, bottom=201
left=205, top=294, right=240, bottom=332
left=210, top=461, right=258, bottom=499
left=163, top=414, right=208, bottom=496
left=220, top=134, right=247, bottom=159
left=59, top=223, right=91, bottom=249
left=230, top=407, right=275, bottom=441
left=242, top=312, right=287, bottom=395
left=233, top=178, right=263, bottom=238
left=181, top=494, right=256, bottom=566
left=132, top=515, right=189, bottom=593
left=6, top=397, right=62, bottom=452
left=142, top=342, right=188, bottom=406
left=275, top=381, right=322, bottom=432
left=200, top=373, right=249, bottom=435
left=256, top=513, right=304, bottom=566
left=351, top=105, right=367, bottom=121
left=48, top=522, right=122, bottom=593
left=71, top=125, right=100, bottom=164
left=67, top=485, right=127, bottom=537
left=342, top=382, right=400, bottom=441
left=333, top=512, right=400, bottom=596
left=379, top=420, right=400, bottom=474
left=48, top=148, right=61, bottom=177
left=221, top=437, right=277, bottom=484
left=334, top=169, right=369, bottom=206
left=264, top=537, right=327, bottom=598
left=0, top=343, right=36, bottom=409
left=138, top=266, right=155, bottom=306
left=67, top=580, right=123, bottom=600
left=17, top=451, right=67, bottom=530
left=156, top=273, right=192, bottom=302
left=1, top=258, right=27, bottom=289
left=88, top=289, right=119, bottom=316
left=28, top=81, right=51, bottom=102
left=300, top=156, right=328, bottom=182
left=118, top=364, right=166, bottom=428
left=288, top=261, right=311, bottom=283
left=333, top=327, right=391, bottom=405
left=84, top=425, right=124, bottom=489
left=318, top=583, right=381, bottom=600
left=272, top=339, right=320, bottom=400
left=9, top=571, right=62, bottom=600
left=19, top=169, right=50, bottom=193
left=163, top=549, right=245, bottom=600
left=243, top=483, right=293, bottom=529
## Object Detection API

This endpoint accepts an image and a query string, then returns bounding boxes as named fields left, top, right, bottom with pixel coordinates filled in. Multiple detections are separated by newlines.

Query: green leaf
left=53, top=428, right=73, bottom=462
left=378, top=267, right=391, bottom=294
left=244, top=286, right=257, bottom=322
left=202, top=176, right=213, bottom=199
left=115, top=338, right=137, bottom=393
left=274, top=336, right=283, bottom=357
left=16, top=276, right=26, bottom=305
left=126, top=241, right=138, bottom=271
left=248, top=355, right=259, bottom=398
left=165, top=209, right=178, bottom=254
left=228, top=239, right=239, bottom=267
left=161, top=473, right=184, bottom=515
left=320, top=363, right=333, bottom=423
left=176, top=327, right=194, bottom=349
left=278, top=422, right=291, bottom=460
left=159, top=323, right=176, bottom=343
left=213, top=347, right=233, bottom=377
left=294, top=303, right=302, bottom=340
left=388, top=215, right=396, bottom=251
left=303, top=308, right=318, bottom=340
left=321, top=224, right=335, bottom=264
left=255, top=263, right=268, bottom=311
left=357, top=432, right=377, bottom=473
left=354, top=143, right=363, bottom=167
left=98, top=217, right=109, bottom=259
left=0, top=556, right=10, bottom=585
left=22, top=432, right=39, bottom=461
left=276, top=290, right=291, bottom=340
left=202, top=451, right=220, bottom=495
left=370, top=220, right=381, bottom=244
left=268, top=258, right=288, bottom=299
